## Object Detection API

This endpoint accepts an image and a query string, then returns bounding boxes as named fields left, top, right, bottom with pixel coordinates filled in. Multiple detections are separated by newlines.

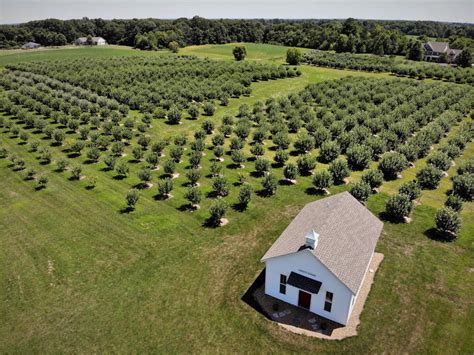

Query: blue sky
left=1, top=0, right=473, bottom=24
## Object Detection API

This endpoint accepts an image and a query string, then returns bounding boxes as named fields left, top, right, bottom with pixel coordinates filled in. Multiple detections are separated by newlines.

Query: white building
left=22, top=42, right=40, bottom=49
left=261, top=191, right=383, bottom=325
left=75, top=37, right=107, bottom=46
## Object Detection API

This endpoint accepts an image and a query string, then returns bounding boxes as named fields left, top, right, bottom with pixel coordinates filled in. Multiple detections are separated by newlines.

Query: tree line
left=1, top=17, right=473, bottom=56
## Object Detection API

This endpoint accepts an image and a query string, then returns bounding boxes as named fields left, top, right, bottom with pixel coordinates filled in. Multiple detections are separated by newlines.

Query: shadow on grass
left=241, top=269, right=270, bottom=319
left=279, top=179, right=294, bottom=186
left=120, top=206, right=135, bottom=214
left=113, top=175, right=127, bottom=180
left=305, top=187, right=327, bottom=196
left=202, top=217, right=221, bottom=228
left=205, top=190, right=220, bottom=199
left=379, top=211, right=406, bottom=224
left=178, top=203, right=199, bottom=212
left=424, top=228, right=456, bottom=242
left=232, top=202, right=248, bottom=212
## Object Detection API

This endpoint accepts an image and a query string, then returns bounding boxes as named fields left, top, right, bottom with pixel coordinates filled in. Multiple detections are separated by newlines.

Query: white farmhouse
left=75, top=37, right=107, bottom=46
left=261, top=191, right=383, bottom=326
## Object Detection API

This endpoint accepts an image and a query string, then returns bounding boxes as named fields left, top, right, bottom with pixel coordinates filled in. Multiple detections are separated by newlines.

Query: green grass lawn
left=0, top=44, right=472, bottom=353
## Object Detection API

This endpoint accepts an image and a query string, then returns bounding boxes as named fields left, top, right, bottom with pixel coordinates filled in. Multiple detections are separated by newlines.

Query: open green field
left=0, top=44, right=473, bottom=353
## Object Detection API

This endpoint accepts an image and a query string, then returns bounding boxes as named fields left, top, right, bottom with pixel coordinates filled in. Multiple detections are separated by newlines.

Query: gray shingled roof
left=261, top=191, right=383, bottom=294
left=425, top=41, right=449, bottom=53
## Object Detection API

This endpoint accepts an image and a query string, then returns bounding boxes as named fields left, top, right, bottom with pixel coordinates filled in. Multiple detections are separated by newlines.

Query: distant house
left=261, top=191, right=383, bottom=326
left=423, top=41, right=462, bottom=63
left=75, top=37, right=107, bottom=46
left=22, top=42, right=40, bottom=49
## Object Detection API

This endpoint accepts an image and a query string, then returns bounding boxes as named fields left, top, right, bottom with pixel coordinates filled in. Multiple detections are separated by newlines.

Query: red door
left=298, top=290, right=311, bottom=309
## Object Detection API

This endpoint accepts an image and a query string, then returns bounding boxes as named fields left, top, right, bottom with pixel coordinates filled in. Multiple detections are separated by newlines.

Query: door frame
left=298, top=290, right=311, bottom=309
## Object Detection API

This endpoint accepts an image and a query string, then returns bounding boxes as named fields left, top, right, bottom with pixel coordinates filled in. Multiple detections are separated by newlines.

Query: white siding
left=265, top=250, right=354, bottom=325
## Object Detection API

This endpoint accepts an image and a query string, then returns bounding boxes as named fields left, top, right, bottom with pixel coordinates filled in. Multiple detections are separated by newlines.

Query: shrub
left=457, top=159, right=474, bottom=175
left=86, top=147, right=101, bottom=162
left=213, top=176, right=230, bottom=196
left=435, top=207, right=461, bottom=237
left=318, top=140, right=340, bottom=163
left=39, top=147, right=52, bottom=164
left=56, top=158, right=68, bottom=172
left=272, top=132, right=291, bottom=150
left=188, top=104, right=200, bottom=119
left=25, top=167, right=37, bottom=180
left=294, top=133, right=314, bottom=153
left=0, top=147, right=7, bottom=158
left=210, top=162, right=223, bottom=177
left=361, top=169, right=384, bottom=189
left=157, top=178, right=173, bottom=197
left=445, top=194, right=463, bottom=212
left=328, top=159, right=350, bottom=184
left=233, top=46, right=247, bottom=61
left=286, top=48, right=302, bottom=65
left=427, top=151, right=451, bottom=171
left=416, top=165, right=443, bottom=189
left=378, top=152, right=408, bottom=180
left=283, top=163, right=299, bottom=182
left=312, top=170, right=333, bottom=191
left=398, top=180, right=421, bottom=201
left=137, top=168, right=152, bottom=184
left=274, top=149, right=289, bottom=165
left=131, top=146, right=143, bottom=161
left=250, top=143, right=265, bottom=157
left=137, top=135, right=151, bottom=149
left=189, top=151, right=202, bottom=168
left=213, top=146, right=224, bottom=159
left=209, top=200, right=228, bottom=227
left=169, top=146, right=184, bottom=163
left=184, top=186, right=202, bottom=206
left=261, top=173, right=278, bottom=196
left=452, top=174, right=473, bottom=201
left=439, top=144, right=461, bottom=160
left=125, top=189, right=139, bottom=209
left=86, top=176, right=97, bottom=189
left=145, top=152, right=160, bottom=168
left=255, top=158, right=271, bottom=176
left=71, top=165, right=82, bottom=180
left=19, top=131, right=29, bottom=142
left=186, top=168, right=201, bottom=186
left=297, top=154, right=316, bottom=175
left=350, top=181, right=372, bottom=202
left=52, top=129, right=65, bottom=145
left=12, top=157, right=25, bottom=171
left=115, top=161, right=129, bottom=177
left=238, top=184, right=253, bottom=208
left=231, top=150, right=246, bottom=167
left=385, top=194, right=413, bottom=221
left=230, top=137, right=244, bottom=150
left=163, top=159, right=176, bottom=175
left=36, top=175, right=48, bottom=189
left=167, top=105, right=182, bottom=124
left=347, top=144, right=373, bottom=170
left=203, top=102, right=216, bottom=116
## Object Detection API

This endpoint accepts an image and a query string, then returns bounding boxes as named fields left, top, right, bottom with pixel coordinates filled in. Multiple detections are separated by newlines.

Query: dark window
left=324, top=291, right=333, bottom=312
left=279, top=274, right=287, bottom=294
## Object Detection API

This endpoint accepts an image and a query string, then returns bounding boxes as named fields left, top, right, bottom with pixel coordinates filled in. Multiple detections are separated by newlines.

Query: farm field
left=0, top=43, right=473, bottom=353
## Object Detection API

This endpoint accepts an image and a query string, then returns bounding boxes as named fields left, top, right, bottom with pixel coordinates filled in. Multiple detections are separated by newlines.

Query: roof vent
left=305, top=229, right=319, bottom=249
